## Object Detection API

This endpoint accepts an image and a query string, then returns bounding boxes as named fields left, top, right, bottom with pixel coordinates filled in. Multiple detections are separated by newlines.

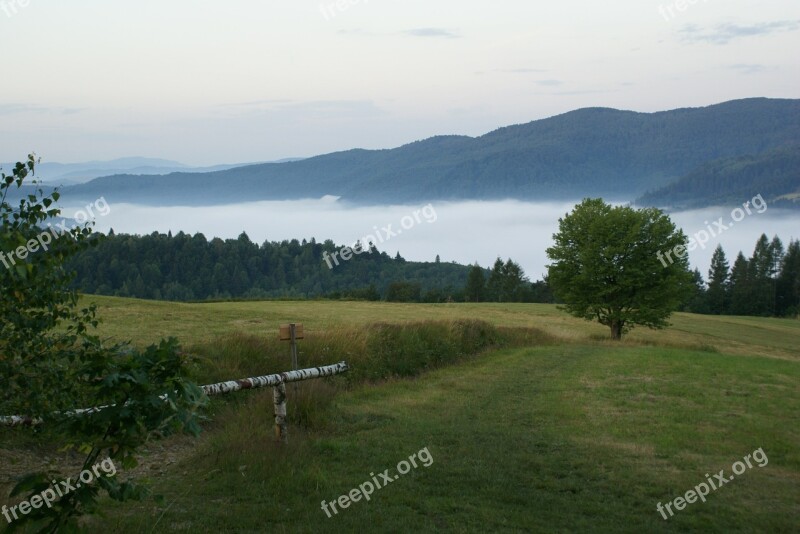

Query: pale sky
left=1, top=0, right=798, bottom=166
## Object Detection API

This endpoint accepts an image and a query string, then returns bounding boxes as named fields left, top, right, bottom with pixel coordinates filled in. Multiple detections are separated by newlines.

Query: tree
left=683, top=268, right=709, bottom=314
left=729, top=252, right=751, bottom=315
left=748, top=234, right=777, bottom=316
left=706, top=244, right=730, bottom=314
left=464, top=264, right=486, bottom=302
left=776, top=239, right=800, bottom=317
left=385, top=281, right=421, bottom=302
left=486, top=258, right=505, bottom=302
left=485, top=258, right=530, bottom=302
left=0, top=156, right=205, bottom=530
left=546, top=198, right=694, bottom=340
left=499, top=259, right=529, bottom=302
left=530, top=277, right=555, bottom=303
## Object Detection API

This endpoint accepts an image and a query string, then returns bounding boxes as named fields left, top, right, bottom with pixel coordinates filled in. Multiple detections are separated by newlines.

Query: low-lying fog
left=61, top=198, right=800, bottom=281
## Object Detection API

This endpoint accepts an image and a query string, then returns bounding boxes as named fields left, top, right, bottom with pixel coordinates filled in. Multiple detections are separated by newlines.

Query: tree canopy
left=546, top=198, right=694, bottom=339
left=1, top=156, right=204, bottom=530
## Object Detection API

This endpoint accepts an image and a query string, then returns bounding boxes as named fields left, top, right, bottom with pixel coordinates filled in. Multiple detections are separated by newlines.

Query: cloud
left=535, top=79, right=564, bottom=87
left=496, top=68, right=549, bottom=74
left=0, top=104, right=85, bottom=116
left=403, top=28, right=460, bottom=39
left=337, top=28, right=377, bottom=36
left=548, top=90, right=613, bottom=96
left=728, top=64, right=769, bottom=75
left=0, top=104, right=45, bottom=115
left=679, top=20, right=800, bottom=44
left=205, top=99, right=389, bottom=123
left=217, top=99, right=294, bottom=108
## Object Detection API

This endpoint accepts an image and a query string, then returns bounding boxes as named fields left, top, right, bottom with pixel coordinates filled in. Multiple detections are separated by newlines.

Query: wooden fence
left=0, top=361, right=350, bottom=443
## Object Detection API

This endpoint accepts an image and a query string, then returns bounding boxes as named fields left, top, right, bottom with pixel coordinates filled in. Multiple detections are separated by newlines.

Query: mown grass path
left=100, top=344, right=799, bottom=533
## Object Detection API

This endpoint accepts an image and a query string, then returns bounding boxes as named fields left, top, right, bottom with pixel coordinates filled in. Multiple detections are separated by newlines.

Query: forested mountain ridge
left=637, top=145, right=800, bottom=210
left=54, top=98, right=800, bottom=207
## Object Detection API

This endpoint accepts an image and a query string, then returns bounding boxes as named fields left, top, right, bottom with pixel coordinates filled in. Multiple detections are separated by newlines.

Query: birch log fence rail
left=0, top=361, right=350, bottom=443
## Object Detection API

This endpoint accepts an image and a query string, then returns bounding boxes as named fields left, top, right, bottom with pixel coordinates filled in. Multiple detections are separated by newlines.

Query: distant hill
left=38, top=98, right=800, bottom=206
left=0, top=157, right=302, bottom=186
left=637, top=145, right=800, bottom=210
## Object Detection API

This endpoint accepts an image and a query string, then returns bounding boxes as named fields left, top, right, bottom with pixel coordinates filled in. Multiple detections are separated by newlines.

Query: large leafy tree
left=546, top=198, right=694, bottom=340
left=1, top=156, right=205, bottom=531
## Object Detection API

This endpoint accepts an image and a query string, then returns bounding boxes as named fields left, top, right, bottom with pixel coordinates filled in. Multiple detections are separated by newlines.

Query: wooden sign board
left=279, top=323, right=304, bottom=341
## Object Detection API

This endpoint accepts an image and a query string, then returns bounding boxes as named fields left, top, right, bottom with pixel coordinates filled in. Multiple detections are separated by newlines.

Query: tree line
left=65, top=231, right=557, bottom=303
left=67, top=231, right=475, bottom=301
left=684, top=235, right=800, bottom=317
left=65, top=228, right=798, bottom=317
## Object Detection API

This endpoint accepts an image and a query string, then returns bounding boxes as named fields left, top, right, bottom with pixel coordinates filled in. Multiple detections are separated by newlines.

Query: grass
left=94, top=345, right=798, bottom=532
left=83, top=295, right=800, bottom=361
left=2, top=296, right=799, bottom=532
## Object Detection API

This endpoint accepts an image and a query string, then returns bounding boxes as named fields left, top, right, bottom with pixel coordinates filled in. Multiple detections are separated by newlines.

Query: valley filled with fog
left=60, top=198, right=800, bottom=279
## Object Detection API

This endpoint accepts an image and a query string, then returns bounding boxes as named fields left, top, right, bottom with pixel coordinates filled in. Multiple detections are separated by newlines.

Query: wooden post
left=279, top=323, right=304, bottom=371
left=273, top=382, right=288, bottom=443
left=290, top=323, right=299, bottom=371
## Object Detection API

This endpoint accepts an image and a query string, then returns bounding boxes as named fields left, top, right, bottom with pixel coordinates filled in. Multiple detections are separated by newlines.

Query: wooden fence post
left=290, top=323, right=299, bottom=371
left=2, top=361, right=349, bottom=432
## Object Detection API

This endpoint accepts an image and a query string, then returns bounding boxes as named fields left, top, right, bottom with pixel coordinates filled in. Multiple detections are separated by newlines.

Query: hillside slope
left=637, top=145, right=800, bottom=210
left=57, top=98, right=800, bottom=206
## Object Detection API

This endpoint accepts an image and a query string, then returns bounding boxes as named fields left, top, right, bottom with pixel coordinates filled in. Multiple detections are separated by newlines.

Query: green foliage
left=486, top=258, right=531, bottom=302
left=729, top=252, right=752, bottom=316
left=546, top=198, right=694, bottom=339
left=362, top=320, right=502, bottom=380
left=638, top=145, right=800, bottom=210
left=686, top=235, right=800, bottom=318
left=682, top=268, right=709, bottom=314
left=0, top=156, right=205, bottom=531
left=464, top=264, right=486, bottom=302
left=67, top=232, right=470, bottom=302
left=776, top=240, right=800, bottom=316
left=385, top=281, right=422, bottom=302
left=706, top=245, right=730, bottom=314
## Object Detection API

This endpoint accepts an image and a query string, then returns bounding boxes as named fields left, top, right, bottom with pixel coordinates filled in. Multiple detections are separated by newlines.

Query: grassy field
left=83, top=295, right=800, bottom=361
left=3, top=296, right=799, bottom=532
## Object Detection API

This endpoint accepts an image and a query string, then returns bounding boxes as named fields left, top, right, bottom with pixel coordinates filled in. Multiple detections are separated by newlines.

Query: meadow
left=2, top=296, right=798, bottom=532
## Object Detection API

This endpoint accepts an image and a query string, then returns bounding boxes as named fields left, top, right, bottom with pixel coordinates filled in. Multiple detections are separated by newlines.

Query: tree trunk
left=610, top=320, right=623, bottom=340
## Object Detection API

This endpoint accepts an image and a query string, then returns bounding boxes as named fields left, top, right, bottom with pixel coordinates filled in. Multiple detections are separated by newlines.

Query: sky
left=1, top=0, right=799, bottom=166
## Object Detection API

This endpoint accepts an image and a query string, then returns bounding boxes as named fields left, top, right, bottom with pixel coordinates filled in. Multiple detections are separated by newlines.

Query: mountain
left=45, top=98, right=800, bottom=206
left=0, top=157, right=301, bottom=186
left=637, top=145, right=800, bottom=210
